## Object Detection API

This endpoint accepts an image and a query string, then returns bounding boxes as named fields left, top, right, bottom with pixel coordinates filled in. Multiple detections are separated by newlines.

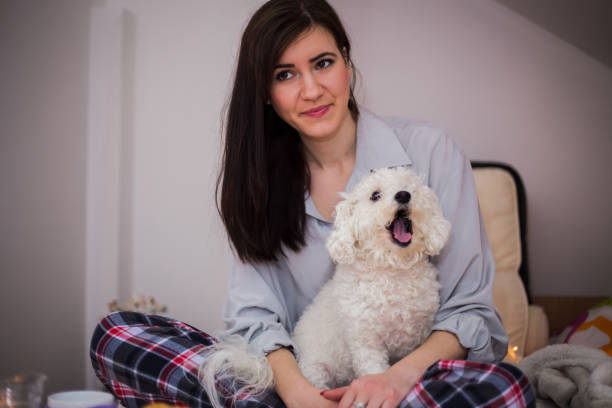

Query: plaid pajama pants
left=90, top=312, right=535, bottom=408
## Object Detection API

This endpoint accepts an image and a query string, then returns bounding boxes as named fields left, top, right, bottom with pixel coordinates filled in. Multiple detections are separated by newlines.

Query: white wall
left=2, top=0, right=611, bottom=393
left=331, top=0, right=612, bottom=296
left=85, top=0, right=263, bottom=330
left=83, top=0, right=264, bottom=388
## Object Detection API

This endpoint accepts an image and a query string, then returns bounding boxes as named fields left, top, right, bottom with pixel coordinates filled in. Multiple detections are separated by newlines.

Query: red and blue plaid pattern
left=403, top=360, right=534, bottom=407
left=91, top=312, right=534, bottom=407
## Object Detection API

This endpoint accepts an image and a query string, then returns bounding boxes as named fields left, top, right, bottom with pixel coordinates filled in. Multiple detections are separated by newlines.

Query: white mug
left=47, top=391, right=115, bottom=408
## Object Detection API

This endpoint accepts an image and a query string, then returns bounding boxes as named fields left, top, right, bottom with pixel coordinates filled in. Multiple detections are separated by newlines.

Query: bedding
left=551, top=298, right=612, bottom=357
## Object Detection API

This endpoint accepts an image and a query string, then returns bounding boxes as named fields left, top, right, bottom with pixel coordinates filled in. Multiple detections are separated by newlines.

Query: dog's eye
left=370, top=191, right=381, bottom=201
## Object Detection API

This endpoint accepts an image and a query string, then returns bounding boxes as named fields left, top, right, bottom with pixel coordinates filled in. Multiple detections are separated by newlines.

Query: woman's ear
left=326, top=198, right=356, bottom=265
left=341, top=46, right=351, bottom=67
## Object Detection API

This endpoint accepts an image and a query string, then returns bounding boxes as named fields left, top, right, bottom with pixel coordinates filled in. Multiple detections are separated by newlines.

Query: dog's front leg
left=346, top=324, right=390, bottom=377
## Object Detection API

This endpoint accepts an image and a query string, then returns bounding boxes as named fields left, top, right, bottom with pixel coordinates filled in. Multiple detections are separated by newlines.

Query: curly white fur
left=199, top=166, right=450, bottom=405
left=198, top=334, right=275, bottom=407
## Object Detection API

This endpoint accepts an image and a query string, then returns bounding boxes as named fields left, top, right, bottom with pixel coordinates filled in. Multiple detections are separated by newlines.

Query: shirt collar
left=305, top=109, right=413, bottom=222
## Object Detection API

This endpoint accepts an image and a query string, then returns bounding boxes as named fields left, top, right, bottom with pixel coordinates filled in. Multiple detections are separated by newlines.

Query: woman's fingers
left=337, top=387, right=357, bottom=408
left=339, top=374, right=407, bottom=408
left=322, top=370, right=412, bottom=408
left=382, top=399, right=401, bottom=408
left=321, top=386, right=349, bottom=401
left=362, top=393, right=385, bottom=408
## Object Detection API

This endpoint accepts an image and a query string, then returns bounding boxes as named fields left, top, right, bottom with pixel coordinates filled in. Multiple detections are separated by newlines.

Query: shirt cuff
left=249, top=324, right=299, bottom=358
left=432, top=312, right=508, bottom=362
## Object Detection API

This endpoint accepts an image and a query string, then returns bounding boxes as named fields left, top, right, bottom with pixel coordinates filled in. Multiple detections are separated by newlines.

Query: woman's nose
left=300, top=73, right=323, bottom=100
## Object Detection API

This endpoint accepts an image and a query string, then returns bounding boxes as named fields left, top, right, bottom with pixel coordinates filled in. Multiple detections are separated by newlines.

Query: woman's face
left=269, top=25, right=353, bottom=142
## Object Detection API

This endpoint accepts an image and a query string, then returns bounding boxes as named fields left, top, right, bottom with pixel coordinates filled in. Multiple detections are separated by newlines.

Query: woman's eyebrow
left=274, top=51, right=337, bottom=69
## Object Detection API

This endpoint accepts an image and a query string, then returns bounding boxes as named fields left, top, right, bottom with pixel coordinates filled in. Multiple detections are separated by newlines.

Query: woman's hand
left=266, top=348, right=339, bottom=408
left=321, top=368, right=420, bottom=408
left=320, top=331, right=466, bottom=408
left=288, top=385, right=339, bottom=408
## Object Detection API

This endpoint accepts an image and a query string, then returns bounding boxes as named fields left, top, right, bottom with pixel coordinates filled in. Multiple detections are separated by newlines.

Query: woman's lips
left=302, top=104, right=331, bottom=118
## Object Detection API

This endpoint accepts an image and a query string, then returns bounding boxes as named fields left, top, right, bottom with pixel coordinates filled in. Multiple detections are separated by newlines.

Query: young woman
left=91, top=1, right=534, bottom=407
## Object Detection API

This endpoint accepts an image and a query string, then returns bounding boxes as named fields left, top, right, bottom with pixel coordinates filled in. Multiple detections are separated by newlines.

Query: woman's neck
left=301, top=114, right=357, bottom=171
left=301, top=114, right=357, bottom=221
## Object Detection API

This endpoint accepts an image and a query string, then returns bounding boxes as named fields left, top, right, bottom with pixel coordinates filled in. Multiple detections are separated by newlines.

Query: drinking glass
left=0, top=373, right=47, bottom=408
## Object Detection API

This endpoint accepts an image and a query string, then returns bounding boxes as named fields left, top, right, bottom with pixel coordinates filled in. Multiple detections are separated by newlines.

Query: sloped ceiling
left=494, top=0, right=612, bottom=69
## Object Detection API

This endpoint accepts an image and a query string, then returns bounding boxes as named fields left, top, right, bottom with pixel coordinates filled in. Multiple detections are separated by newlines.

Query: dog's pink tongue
left=393, top=219, right=412, bottom=243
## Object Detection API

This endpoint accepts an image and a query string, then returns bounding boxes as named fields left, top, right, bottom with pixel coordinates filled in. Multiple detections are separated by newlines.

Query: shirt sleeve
left=222, top=252, right=298, bottom=357
left=425, top=131, right=508, bottom=362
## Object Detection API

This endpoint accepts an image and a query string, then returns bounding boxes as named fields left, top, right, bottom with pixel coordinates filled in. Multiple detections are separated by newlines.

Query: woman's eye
left=316, top=58, right=333, bottom=70
left=275, top=70, right=294, bottom=81
left=370, top=191, right=381, bottom=201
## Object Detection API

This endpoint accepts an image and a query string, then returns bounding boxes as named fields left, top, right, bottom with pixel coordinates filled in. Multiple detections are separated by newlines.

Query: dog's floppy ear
left=423, top=214, right=451, bottom=256
left=420, top=188, right=451, bottom=256
left=326, top=197, right=357, bottom=265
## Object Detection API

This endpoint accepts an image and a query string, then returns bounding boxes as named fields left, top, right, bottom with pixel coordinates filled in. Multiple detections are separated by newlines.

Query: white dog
left=200, top=166, right=451, bottom=405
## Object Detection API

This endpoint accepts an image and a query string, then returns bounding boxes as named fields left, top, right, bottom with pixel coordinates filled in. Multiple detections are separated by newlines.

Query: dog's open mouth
left=386, top=209, right=412, bottom=247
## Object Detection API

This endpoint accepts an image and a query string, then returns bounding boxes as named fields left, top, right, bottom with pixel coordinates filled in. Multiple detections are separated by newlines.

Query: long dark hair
left=217, top=0, right=359, bottom=263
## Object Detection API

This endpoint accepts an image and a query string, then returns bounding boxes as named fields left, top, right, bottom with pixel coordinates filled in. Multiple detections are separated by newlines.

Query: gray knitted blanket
left=517, top=344, right=612, bottom=408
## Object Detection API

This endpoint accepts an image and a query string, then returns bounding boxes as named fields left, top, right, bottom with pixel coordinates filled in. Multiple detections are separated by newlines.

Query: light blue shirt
left=222, top=109, right=508, bottom=362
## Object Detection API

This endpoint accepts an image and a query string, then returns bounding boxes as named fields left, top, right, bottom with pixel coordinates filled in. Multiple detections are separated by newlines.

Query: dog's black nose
left=394, top=191, right=411, bottom=204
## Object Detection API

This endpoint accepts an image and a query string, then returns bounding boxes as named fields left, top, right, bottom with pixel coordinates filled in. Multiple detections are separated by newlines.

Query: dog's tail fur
left=198, top=334, right=275, bottom=408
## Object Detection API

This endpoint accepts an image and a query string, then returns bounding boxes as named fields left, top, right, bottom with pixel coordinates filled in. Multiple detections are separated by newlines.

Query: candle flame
left=507, top=345, right=521, bottom=362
